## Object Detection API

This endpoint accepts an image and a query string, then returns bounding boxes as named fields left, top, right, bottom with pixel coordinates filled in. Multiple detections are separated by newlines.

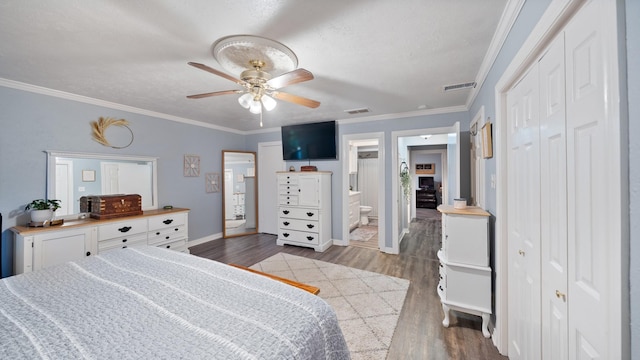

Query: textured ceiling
left=0, top=0, right=508, bottom=132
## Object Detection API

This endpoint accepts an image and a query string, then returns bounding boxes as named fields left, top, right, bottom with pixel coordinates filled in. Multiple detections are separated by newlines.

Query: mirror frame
left=222, top=150, right=258, bottom=238
left=46, top=150, right=158, bottom=218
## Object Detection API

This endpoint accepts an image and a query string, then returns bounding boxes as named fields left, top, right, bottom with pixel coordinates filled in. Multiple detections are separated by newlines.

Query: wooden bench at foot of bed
left=229, top=264, right=320, bottom=295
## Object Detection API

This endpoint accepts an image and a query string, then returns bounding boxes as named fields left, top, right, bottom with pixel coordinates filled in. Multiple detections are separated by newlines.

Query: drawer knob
left=174, top=228, right=179, bottom=232
left=163, top=219, right=173, bottom=225
left=86, top=251, right=91, bottom=256
left=306, top=224, right=315, bottom=229
left=122, top=245, right=127, bottom=249
left=283, top=233, right=290, bottom=237
left=165, top=236, right=170, bottom=240
left=306, top=236, right=314, bottom=241
left=122, top=239, right=127, bottom=243
left=283, top=221, right=290, bottom=226
left=118, top=226, right=132, bottom=233
left=166, top=245, right=171, bottom=248
left=306, top=212, right=314, bottom=217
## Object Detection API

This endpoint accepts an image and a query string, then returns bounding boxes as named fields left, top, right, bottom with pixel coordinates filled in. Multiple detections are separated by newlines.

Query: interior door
left=539, top=35, right=568, bottom=359
left=565, top=1, right=611, bottom=356
left=507, top=64, right=541, bottom=360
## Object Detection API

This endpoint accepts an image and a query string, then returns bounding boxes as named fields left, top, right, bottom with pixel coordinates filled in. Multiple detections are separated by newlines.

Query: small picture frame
left=184, top=154, right=200, bottom=177
left=416, top=163, right=436, bottom=175
left=82, top=169, right=96, bottom=182
left=205, top=173, right=220, bottom=193
left=482, top=122, right=493, bottom=159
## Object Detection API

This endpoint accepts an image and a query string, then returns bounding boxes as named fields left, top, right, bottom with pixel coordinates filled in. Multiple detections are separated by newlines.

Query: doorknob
left=518, top=250, right=525, bottom=256
left=555, top=290, right=566, bottom=302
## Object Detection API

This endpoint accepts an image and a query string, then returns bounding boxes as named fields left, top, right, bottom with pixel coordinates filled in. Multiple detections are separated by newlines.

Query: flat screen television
left=281, top=121, right=337, bottom=160
left=419, top=176, right=435, bottom=189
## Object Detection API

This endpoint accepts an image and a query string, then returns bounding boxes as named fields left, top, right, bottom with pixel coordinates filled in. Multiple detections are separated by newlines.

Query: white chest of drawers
left=436, top=205, right=491, bottom=338
left=276, top=171, right=332, bottom=252
left=12, top=208, right=189, bottom=275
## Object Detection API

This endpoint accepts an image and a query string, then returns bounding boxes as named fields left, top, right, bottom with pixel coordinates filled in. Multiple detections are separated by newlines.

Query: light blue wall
left=0, top=86, right=245, bottom=277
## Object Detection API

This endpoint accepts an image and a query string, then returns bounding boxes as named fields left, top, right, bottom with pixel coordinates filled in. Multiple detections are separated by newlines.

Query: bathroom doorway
left=341, top=132, right=385, bottom=251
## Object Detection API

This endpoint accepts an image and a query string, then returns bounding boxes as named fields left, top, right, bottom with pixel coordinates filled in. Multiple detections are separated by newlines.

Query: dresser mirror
left=222, top=150, right=258, bottom=238
left=46, top=151, right=158, bottom=218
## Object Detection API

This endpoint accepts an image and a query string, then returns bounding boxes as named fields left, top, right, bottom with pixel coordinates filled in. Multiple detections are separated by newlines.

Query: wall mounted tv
left=281, top=121, right=337, bottom=160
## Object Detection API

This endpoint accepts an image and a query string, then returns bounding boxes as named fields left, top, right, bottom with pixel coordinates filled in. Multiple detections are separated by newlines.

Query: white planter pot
left=30, top=209, right=53, bottom=223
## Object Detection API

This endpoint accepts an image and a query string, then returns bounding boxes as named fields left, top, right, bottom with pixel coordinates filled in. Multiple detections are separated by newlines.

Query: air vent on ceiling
left=344, top=108, right=370, bottom=115
left=443, top=81, right=477, bottom=92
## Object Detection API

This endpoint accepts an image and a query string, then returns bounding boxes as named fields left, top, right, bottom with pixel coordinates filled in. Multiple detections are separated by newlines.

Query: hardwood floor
left=189, top=218, right=507, bottom=360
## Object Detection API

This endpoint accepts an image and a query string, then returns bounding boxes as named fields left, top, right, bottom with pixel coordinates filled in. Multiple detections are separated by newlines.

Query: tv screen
left=419, top=176, right=435, bottom=189
left=281, top=121, right=337, bottom=160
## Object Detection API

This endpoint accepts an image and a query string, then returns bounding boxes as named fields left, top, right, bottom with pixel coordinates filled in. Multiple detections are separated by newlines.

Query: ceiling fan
left=186, top=35, right=320, bottom=125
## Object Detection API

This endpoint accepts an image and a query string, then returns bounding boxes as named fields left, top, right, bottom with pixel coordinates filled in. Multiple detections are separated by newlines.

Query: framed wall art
left=82, top=169, right=96, bottom=182
left=205, top=173, right=220, bottom=193
left=416, top=163, right=436, bottom=175
left=184, top=154, right=200, bottom=177
left=482, top=122, right=493, bottom=159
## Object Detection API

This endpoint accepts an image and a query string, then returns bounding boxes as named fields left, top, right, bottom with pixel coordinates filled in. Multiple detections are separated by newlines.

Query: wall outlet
left=491, top=174, right=496, bottom=189
left=78, top=186, right=85, bottom=192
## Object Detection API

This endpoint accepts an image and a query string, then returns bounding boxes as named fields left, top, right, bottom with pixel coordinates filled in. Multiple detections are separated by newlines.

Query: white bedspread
left=0, top=246, right=350, bottom=359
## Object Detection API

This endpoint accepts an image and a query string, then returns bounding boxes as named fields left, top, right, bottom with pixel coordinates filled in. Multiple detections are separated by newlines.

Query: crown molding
left=466, top=0, right=526, bottom=108
left=0, top=78, right=245, bottom=135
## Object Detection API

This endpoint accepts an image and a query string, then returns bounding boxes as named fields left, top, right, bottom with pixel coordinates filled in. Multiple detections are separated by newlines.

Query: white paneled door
left=507, top=62, right=541, bottom=360
left=539, top=34, right=568, bottom=360
left=506, top=0, right=622, bottom=358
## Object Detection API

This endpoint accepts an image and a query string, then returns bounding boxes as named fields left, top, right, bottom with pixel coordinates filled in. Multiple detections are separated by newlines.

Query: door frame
left=391, top=124, right=459, bottom=254
left=339, top=132, right=385, bottom=250
left=492, top=0, right=625, bottom=354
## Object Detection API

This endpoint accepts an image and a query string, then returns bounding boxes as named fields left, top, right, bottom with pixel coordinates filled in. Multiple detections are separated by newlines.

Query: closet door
left=539, top=34, right=568, bottom=360
left=507, top=64, right=541, bottom=360
left=565, top=0, right=614, bottom=357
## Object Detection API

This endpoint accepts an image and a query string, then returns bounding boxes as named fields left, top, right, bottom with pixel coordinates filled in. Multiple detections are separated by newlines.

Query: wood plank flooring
left=189, top=217, right=507, bottom=360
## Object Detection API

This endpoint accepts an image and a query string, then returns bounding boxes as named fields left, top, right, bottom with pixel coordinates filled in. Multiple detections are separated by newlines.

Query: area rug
left=251, top=253, right=410, bottom=360
left=349, top=226, right=377, bottom=242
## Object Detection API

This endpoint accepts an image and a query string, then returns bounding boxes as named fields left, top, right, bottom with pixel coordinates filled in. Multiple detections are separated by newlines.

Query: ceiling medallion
left=211, top=35, right=298, bottom=77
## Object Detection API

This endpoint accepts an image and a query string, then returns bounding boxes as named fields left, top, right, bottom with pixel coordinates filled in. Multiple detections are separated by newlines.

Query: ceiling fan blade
left=186, top=90, right=242, bottom=99
left=187, top=62, right=245, bottom=85
left=271, top=91, right=320, bottom=108
left=267, top=68, right=314, bottom=89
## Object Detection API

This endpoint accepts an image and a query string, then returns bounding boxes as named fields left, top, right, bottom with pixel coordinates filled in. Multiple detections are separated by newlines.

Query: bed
left=0, top=246, right=350, bottom=359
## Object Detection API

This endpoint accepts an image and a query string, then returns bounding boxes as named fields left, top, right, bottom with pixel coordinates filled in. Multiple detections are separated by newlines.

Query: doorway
left=391, top=123, right=460, bottom=254
left=341, top=132, right=385, bottom=251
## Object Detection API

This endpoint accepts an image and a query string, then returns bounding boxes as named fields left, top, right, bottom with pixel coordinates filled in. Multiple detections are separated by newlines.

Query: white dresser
left=436, top=205, right=491, bottom=338
left=276, top=171, right=332, bottom=252
left=12, top=208, right=189, bottom=275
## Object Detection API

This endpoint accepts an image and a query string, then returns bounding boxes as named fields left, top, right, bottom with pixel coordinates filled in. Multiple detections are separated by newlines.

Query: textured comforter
left=0, top=246, right=350, bottom=359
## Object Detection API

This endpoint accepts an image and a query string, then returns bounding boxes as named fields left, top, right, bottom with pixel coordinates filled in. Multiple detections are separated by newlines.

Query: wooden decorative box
left=81, top=194, right=143, bottom=220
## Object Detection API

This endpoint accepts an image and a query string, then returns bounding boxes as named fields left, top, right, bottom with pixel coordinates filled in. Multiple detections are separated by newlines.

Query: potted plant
left=400, top=167, right=412, bottom=200
left=25, top=199, right=61, bottom=223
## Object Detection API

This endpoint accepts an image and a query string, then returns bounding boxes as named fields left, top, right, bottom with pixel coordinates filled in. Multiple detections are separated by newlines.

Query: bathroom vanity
left=348, top=191, right=360, bottom=230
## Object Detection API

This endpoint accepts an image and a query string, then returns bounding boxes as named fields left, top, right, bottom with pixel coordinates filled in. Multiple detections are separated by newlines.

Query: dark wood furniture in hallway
left=189, top=218, right=506, bottom=360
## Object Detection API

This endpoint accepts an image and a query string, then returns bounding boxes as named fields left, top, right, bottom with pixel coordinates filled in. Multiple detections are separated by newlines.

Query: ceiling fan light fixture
left=238, top=93, right=253, bottom=108
left=249, top=100, right=262, bottom=114
left=261, top=94, right=277, bottom=111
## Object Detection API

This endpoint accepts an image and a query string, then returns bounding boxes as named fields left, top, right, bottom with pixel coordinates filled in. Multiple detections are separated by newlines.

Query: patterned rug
left=251, top=253, right=410, bottom=360
left=349, top=226, right=377, bottom=242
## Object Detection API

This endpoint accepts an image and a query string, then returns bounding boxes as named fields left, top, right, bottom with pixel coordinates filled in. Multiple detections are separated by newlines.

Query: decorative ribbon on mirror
left=91, top=117, right=134, bottom=149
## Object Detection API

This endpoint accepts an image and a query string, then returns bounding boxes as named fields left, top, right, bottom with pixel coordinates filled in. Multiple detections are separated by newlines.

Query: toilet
left=360, top=206, right=373, bottom=226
